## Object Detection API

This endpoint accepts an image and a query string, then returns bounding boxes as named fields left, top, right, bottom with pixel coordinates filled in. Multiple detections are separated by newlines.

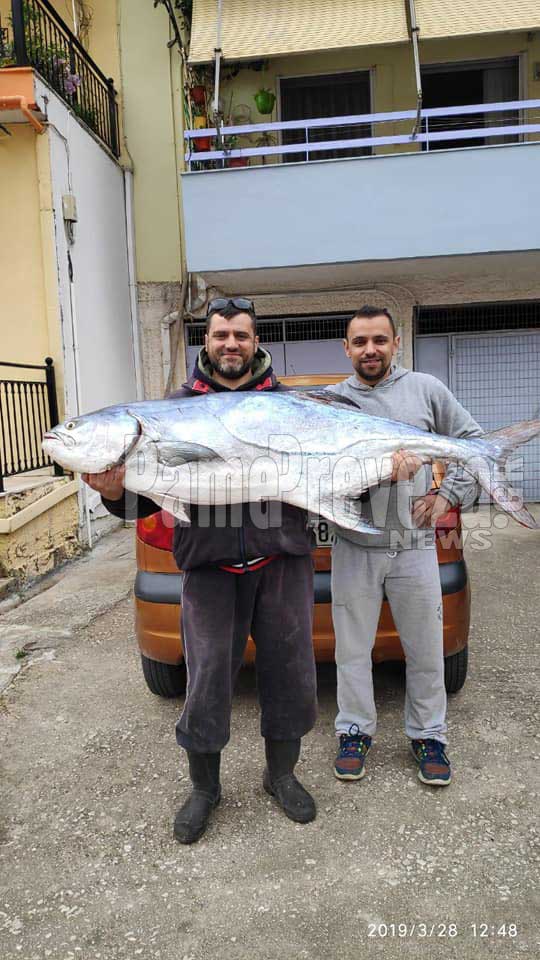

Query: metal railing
left=0, top=357, right=63, bottom=493
left=3, top=0, right=119, bottom=156
left=184, top=99, right=540, bottom=170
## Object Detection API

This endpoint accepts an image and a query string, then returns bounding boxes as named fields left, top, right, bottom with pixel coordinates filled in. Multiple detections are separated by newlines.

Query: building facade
left=179, top=0, right=540, bottom=499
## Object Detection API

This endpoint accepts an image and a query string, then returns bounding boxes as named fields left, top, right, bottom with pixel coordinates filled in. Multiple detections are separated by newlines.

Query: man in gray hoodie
left=329, top=305, right=482, bottom=787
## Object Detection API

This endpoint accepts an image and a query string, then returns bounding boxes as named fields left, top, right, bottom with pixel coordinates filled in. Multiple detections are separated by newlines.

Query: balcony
left=0, top=0, right=118, bottom=155
left=181, top=100, right=540, bottom=277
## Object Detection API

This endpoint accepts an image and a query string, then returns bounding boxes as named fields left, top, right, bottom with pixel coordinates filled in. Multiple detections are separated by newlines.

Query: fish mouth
left=42, top=430, right=76, bottom=448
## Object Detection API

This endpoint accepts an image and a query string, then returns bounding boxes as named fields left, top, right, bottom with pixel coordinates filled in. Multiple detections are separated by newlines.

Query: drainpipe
left=161, top=311, right=177, bottom=393
left=164, top=273, right=189, bottom=397
left=124, top=169, right=144, bottom=400
left=71, top=0, right=78, bottom=36
left=406, top=0, right=423, bottom=139
left=212, top=0, right=223, bottom=149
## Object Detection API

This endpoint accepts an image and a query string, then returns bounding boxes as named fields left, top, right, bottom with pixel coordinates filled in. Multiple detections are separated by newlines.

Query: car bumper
left=135, top=560, right=470, bottom=666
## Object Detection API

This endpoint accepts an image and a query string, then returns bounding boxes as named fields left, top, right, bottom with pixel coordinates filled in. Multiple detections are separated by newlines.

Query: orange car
left=134, top=376, right=470, bottom=698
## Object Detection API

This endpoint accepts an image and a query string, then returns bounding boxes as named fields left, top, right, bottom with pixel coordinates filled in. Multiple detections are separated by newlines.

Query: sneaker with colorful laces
left=334, top=725, right=372, bottom=781
left=411, top=738, right=451, bottom=786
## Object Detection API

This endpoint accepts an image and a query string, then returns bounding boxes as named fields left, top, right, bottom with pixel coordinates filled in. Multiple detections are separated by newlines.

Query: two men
left=88, top=296, right=481, bottom=846
left=329, top=305, right=482, bottom=787
left=84, top=298, right=317, bottom=843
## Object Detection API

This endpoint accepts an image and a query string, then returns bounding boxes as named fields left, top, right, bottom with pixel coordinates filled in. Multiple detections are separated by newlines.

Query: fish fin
left=480, top=468, right=539, bottom=530
left=127, top=409, right=162, bottom=442
left=468, top=419, right=540, bottom=529
left=295, top=388, right=359, bottom=410
left=319, top=496, right=384, bottom=535
left=156, top=441, right=222, bottom=467
left=485, top=419, right=540, bottom=460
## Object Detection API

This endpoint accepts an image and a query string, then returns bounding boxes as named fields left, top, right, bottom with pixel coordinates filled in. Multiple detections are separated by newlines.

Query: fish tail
left=475, top=419, right=540, bottom=529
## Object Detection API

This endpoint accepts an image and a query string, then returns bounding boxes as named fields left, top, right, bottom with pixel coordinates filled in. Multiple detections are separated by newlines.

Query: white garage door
left=416, top=330, right=540, bottom=501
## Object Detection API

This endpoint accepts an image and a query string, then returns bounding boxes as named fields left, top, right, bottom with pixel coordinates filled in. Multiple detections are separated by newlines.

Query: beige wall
left=0, top=125, right=51, bottom=365
left=117, top=0, right=186, bottom=397
left=119, top=0, right=183, bottom=283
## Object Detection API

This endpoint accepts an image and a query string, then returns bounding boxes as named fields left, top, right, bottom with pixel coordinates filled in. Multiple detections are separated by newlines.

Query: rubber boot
left=173, top=751, right=221, bottom=844
left=263, top=738, right=316, bottom=823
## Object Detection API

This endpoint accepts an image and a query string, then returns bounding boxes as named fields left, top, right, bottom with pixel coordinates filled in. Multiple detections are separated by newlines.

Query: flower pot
left=190, top=84, right=206, bottom=107
left=193, top=114, right=211, bottom=151
left=254, top=89, right=276, bottom=115
left=227, top=156, right=249, bottom=167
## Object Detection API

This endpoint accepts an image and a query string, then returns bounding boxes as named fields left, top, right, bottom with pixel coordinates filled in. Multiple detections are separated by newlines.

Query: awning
left=415, top=0, right=540, bottom=39
left=188, top=0, right=409, bottom=64
left=189, top=0, right=540, bottom=64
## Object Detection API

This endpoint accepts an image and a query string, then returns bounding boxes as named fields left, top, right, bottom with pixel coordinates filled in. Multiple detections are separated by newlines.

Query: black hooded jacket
left=102, top=348, right=315, bottom=570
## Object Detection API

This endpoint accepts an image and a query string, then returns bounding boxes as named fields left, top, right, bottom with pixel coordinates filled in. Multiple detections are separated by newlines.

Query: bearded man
left=83, top=299, right=318, bottom=843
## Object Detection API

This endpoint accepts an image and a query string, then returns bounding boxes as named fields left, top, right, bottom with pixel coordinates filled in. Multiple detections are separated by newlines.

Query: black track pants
left=175, top=554, right=317, bottom=753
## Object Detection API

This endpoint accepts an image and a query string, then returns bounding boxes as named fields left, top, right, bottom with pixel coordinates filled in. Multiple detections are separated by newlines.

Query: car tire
left=444, top=645, right=468, bottom=694
left=141, top=654, right=187, bottom=698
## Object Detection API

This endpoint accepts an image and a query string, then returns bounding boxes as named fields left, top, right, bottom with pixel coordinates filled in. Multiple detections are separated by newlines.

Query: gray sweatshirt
left=328, top=365, right=483, bottom=550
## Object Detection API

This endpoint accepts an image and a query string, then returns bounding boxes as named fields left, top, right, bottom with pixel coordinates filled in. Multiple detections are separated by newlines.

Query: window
left=421, top=57, right=519, bottom=149
left=279, top=70, right=371, bottom=162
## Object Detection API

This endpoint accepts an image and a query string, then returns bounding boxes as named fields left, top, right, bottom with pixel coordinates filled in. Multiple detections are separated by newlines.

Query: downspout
left=124, top=169, right=144, bottom=400
left=212, top=0, right=223, bottom=149
left=406, top=0, right=423, bottom=139
left=164, top=273, right=189, bottom=397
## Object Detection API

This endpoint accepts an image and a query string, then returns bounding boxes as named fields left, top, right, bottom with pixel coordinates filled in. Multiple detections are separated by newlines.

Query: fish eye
left=65, top=421, right=76, bottom=430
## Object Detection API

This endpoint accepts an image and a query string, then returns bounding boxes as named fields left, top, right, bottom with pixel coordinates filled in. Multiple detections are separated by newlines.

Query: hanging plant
left=254, top=88, right=276, bottom=115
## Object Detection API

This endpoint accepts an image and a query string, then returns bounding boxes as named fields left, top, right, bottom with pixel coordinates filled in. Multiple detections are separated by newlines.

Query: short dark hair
left=345, top=305, right=396, bottom=339
left=206, top=302, right=257, bottom=335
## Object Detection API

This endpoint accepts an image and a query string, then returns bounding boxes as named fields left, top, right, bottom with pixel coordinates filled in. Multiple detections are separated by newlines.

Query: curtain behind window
left=280, top=71, right=371, bottom=163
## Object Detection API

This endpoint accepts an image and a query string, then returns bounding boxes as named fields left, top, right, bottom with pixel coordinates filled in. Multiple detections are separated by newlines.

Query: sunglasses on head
left=207, top=297, right=255, bottom=316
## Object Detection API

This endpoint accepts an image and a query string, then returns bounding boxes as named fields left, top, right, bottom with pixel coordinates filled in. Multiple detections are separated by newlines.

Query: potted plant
left=190, top=84, right=206, bottom=108
left=223, top=134, right=249, bottom=167
left=254, top=87, right=275, bottom=115
left=192, top=103, right=211, bottom=151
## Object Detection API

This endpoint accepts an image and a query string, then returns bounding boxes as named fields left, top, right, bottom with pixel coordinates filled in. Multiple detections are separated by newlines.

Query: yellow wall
left=214, top=31, right=540, bottom=154
left=85, top=0, right=121, bottom=83
left=118, top=0, right=183, bottom=283
left=0, top=125, right=51, bottom=365
left=0, top=0, right=75, bottom=46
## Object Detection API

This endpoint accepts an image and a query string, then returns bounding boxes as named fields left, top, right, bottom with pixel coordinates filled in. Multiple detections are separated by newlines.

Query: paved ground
left=0, top=509, right=539, bottom=960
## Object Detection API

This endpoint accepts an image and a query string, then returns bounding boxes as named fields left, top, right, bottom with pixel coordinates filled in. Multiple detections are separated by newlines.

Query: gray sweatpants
left=331, top=536, right=447, bottom=744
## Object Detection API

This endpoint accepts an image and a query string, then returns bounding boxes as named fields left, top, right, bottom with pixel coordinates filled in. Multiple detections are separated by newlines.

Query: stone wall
left=0, top=480, right=81, bottom=584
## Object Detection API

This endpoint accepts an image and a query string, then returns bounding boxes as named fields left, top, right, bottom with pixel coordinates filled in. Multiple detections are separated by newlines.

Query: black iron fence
left=2, top=0, right=119, bottom=156
left=0, top=357, right=63, bottom=494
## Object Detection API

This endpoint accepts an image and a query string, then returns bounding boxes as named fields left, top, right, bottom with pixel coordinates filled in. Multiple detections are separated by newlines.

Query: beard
left=209, top=353, right=253, bottom=380
left=354, top=357, right=391, bottom=383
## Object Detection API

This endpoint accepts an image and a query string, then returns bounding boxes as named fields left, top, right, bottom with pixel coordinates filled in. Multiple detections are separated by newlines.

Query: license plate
left=314, top=518, right=335, bottom=547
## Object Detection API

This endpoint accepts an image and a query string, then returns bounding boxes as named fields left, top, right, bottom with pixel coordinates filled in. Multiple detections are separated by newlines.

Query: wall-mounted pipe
left=406, top=0, right=422, bottom=139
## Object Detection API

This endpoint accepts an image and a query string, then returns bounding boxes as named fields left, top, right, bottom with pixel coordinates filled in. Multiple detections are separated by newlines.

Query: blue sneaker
left=334, top=725, right=372, bottom=781
left=411, top=739, right=451, bottom=786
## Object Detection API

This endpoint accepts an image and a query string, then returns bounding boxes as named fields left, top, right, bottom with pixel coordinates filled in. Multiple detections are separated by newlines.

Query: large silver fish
left=42, top=390, right=540, bottom=531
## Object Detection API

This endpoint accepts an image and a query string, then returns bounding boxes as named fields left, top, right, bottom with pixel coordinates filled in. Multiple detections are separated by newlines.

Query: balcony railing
left=0, top=358, right=63, bottom=493
left=1, top=0, right=119, bottom=156
left=184, top=99, right=540, bottom=171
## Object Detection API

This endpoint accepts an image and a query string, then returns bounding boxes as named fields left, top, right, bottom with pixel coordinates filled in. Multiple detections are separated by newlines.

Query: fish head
left=42, top=406, right=140, bottom=474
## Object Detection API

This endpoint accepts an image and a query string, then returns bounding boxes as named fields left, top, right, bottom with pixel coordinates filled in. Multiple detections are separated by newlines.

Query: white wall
left=35, top=76, right=139, bottom=418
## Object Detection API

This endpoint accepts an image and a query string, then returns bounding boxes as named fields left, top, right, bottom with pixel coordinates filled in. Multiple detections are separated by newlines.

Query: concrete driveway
left=0, top=508, right=539, bottom=960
